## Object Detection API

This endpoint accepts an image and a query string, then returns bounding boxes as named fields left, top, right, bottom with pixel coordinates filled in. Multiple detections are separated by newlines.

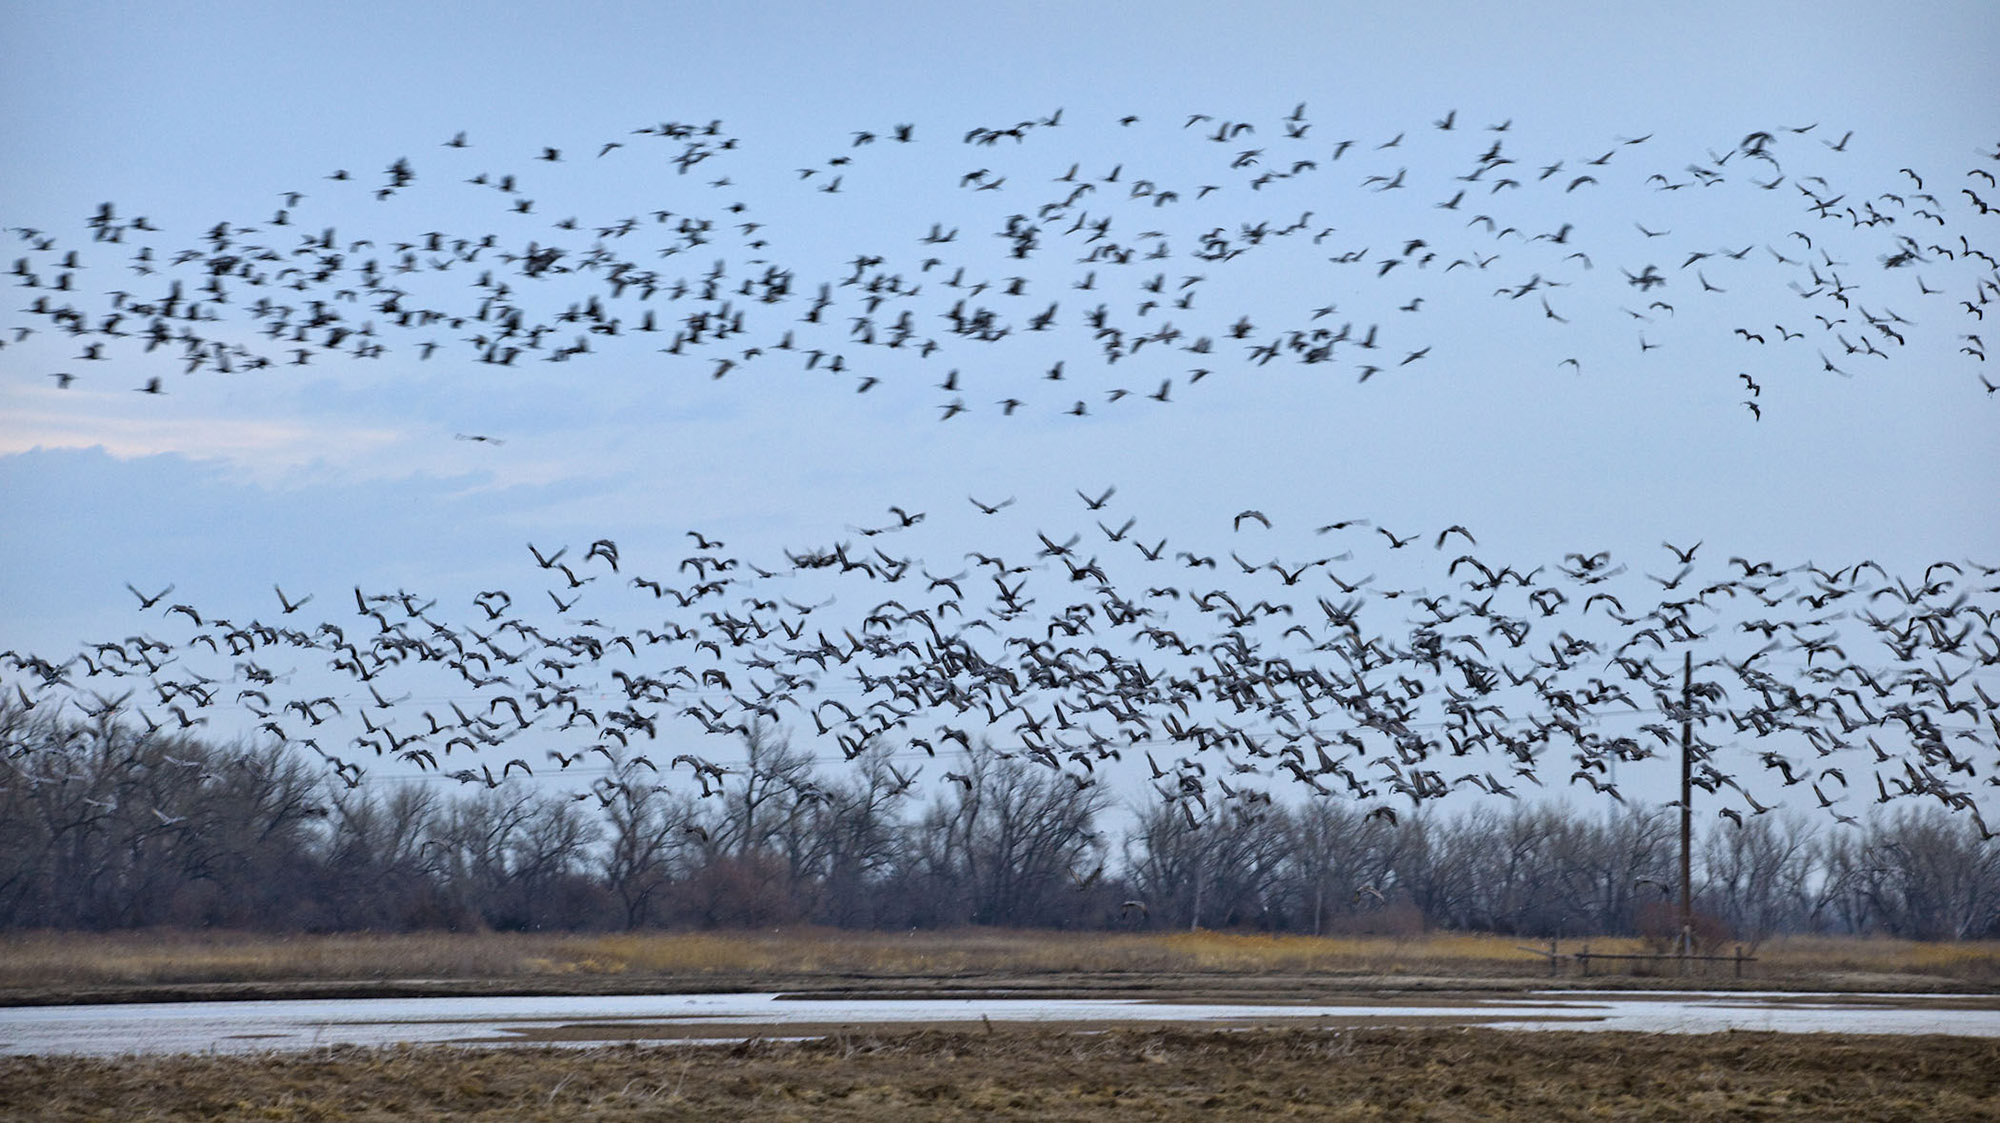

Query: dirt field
left=4, top=1025, right=1996, bottom=1121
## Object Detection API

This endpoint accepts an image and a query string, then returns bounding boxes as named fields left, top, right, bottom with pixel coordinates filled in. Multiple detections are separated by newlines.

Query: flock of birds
left=4, top=498, right=1996, bottom=837
left=5, top=105, right=1997, bottom=418
left=3, top=104, right=1996, bottom=835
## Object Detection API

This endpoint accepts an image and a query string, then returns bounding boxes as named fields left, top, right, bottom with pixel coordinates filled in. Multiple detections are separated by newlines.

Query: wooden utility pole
left=1679, top=650, right=1694, bottom=971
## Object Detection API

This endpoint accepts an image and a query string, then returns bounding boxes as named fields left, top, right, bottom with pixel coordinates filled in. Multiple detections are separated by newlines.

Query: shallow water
left=4, top=989, right=1999, bottom=1056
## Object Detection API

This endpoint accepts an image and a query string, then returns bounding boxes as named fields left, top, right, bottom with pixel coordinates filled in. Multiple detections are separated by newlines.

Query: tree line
left=3, top=704, right=1995, bottom=942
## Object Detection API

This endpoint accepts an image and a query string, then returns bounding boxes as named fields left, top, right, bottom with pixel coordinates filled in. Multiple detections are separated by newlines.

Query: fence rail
left=1516, top=942, right=1757, bottom=978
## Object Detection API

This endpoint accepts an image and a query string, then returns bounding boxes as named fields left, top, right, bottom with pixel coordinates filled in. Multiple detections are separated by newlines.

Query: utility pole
left=1679, top=650, right=1694, bottom=972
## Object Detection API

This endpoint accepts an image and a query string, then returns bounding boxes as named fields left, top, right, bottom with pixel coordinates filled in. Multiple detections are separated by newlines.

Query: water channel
left=5, top=990, right=1999, bottom=1056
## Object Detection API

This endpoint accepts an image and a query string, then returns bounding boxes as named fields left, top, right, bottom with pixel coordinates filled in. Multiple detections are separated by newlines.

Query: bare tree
left=5, top=698, right=1998, bottom=940
left=1701, top=810, right=1820, bottom=945
left=1280, top=799, right=1404, bottom=934
left=927, top=748, right=1106, bottom=927
left=597, top=750, right=700, bottom=928
left=502, top=791, right=603, bottom=929
left=1856, top=807, right=2000, bottom=940
left=317, top=783, right=455, bottom=929
left=1126, top=794, right=1288, bottom=931
left=800, top=745, right=918, bottom=927
left=711, top=722, right=817, bottom=859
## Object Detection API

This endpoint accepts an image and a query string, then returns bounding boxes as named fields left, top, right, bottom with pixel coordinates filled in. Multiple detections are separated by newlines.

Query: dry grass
left=1748, top=934, right=2000, bottom=980
left=569, top=928, right=1570, bottom=977
left=0, top=928, right=1540, bottom=991
left=3, top=1027, right=1997, bottom=1121
left=1, top=928, right=1996, bottom=1004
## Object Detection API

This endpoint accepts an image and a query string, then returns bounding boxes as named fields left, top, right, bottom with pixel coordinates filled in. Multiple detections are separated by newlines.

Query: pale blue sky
left=2, top=1, right=1995, bottom=815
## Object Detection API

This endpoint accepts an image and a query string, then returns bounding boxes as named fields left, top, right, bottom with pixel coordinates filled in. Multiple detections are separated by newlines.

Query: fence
left=1516, top=940, right=1757, bottom=979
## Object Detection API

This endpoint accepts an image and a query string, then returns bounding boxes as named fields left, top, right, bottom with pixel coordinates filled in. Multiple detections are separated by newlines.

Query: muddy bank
left=6, top=1026, right=1998, bottom=1122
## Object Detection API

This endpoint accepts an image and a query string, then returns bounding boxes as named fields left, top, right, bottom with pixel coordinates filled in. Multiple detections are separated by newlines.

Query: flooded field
left=6, top=988, right=2000, bottom=1056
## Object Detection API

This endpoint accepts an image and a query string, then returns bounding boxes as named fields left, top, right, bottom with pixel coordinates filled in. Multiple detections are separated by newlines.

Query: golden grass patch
left=2, top=928, right=1997, bottom=1000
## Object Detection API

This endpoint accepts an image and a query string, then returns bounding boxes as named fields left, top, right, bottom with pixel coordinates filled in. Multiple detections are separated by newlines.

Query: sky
left=1, top=1, right=1996, bottom=823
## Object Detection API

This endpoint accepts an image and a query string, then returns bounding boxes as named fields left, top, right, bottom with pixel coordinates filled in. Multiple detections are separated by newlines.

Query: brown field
left=4, top=1026, right=1997, bottom=1121
left=2, top=928, right=1997, bottom=1007
left=6, top=931, right=1998, bottom=1119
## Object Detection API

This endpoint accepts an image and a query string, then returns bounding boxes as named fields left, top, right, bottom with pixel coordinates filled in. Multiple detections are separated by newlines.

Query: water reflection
left=4, top=990, right=1998, bottom=1056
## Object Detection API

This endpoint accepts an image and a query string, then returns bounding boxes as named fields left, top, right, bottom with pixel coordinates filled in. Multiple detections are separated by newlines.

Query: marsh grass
left=3, top=928, right=1997, bottom=999
left=4, top=1027, right=1997, bottom=1122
